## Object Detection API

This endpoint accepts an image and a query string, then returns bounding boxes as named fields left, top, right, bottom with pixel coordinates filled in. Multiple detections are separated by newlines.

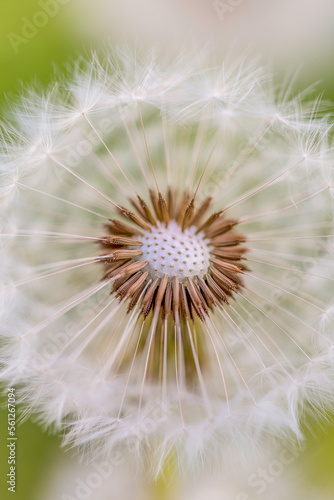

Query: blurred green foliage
left=0, top=1, right=81, bottom=499
left=0, top=0, right=80, bottom=95
left=0, top=393, right=61, bottom=500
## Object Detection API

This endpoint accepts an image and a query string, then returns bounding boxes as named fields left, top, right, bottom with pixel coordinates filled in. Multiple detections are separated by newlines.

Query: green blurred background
left=0, top=2, right=83, bottom=499
left=0, top=0, right=334, bottom=499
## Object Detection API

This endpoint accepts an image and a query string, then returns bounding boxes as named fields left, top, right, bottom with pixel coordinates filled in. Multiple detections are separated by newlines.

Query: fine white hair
left=0, top=46, right=334, bottom=477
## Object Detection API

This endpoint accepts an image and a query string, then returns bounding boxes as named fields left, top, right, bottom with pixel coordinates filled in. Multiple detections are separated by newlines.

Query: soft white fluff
left=0, top=47, right=334, bottom=476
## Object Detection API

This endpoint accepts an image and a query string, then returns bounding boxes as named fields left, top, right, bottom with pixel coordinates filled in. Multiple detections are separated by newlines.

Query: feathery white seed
left=0, top=47, right=333, bottom=476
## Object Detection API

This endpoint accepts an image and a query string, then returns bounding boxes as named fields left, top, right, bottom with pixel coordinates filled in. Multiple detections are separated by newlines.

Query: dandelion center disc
left=140, top=220, right=211, bottom=282
left=100, top=188, right=248, bottom=321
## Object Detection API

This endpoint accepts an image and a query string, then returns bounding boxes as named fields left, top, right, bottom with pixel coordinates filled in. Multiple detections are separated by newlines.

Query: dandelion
left=0, top=48, right=334, bottom=475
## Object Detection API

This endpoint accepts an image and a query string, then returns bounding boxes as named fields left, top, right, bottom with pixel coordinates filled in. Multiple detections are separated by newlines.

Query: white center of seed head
left=140, top=220, right=211, bottom=282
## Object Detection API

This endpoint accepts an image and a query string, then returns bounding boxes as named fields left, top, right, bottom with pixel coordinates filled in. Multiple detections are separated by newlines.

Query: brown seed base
left=99, top=188, right=248, bottom=323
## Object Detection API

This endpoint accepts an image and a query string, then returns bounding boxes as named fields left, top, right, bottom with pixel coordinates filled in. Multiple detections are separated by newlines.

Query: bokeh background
left=0, top=0, right=334, bottom=498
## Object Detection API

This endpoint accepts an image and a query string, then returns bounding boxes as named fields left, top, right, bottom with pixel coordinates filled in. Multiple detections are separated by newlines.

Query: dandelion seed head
left=0, top=46, right=334, bottom=475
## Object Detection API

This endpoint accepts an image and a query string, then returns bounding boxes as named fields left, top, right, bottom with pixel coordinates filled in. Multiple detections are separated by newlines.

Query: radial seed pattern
left=100, top=190, right=247, bottom=323
left=1, top=49, right=334, bottom=475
